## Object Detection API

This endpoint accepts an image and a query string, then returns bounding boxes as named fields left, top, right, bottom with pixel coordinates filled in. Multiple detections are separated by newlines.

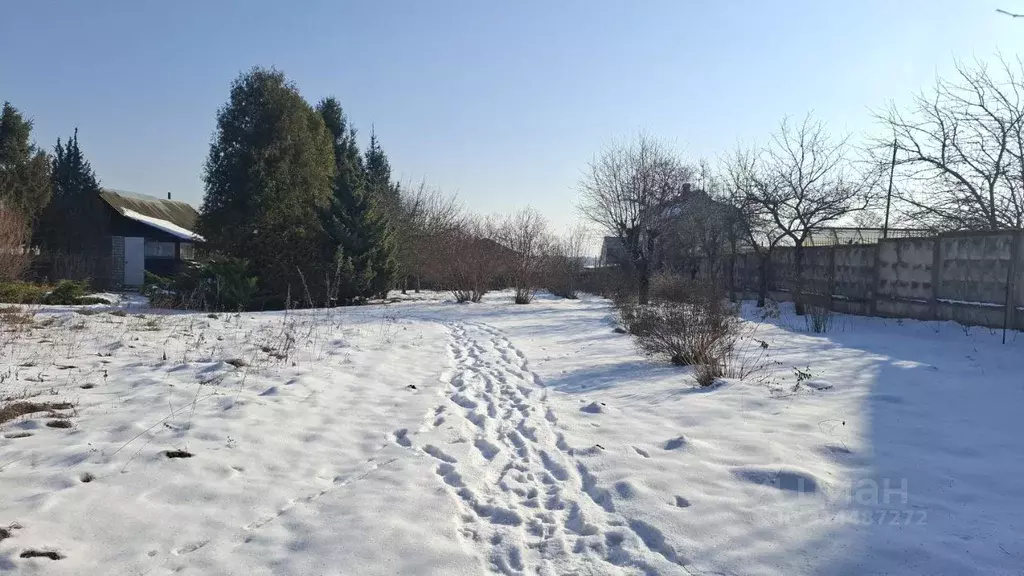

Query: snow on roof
left=120, top=208, right=205, bottom=242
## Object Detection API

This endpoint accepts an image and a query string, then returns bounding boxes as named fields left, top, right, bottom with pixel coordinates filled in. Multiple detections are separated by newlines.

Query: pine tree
left=37, top=128, right=105, bottom=256
left=200, top=68, right=335, bottom=306
left=317, top=99, right=397, bottom=302
left=0, top=102, right=52, bottom=219
left=361, top=129, right=398, bottom=297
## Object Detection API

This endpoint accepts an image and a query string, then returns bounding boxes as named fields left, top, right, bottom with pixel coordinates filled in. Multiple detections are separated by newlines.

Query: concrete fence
left=732, top=230, right=1024, bottom=330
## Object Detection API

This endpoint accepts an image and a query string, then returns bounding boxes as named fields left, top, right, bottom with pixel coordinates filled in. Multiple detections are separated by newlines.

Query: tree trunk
left=414, top=275, right=421, bottom=293
left=758, top=253, right=770, bottom=307
left=637, top=259, right=651, bottom=305
left=727, top=240, right=737, bottom=303
left=793, top=243, right=806, bottom=316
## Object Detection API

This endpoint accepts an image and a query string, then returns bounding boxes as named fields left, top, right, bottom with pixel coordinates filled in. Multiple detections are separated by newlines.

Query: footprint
left=614, top=480, right=638, bottom=499
left=733, top=468, right=820, bottom=494
left=19, top=550, right=64, bottom=560
left=544, top=408, right=558, bottom=424
left=394, top=429, right=412, bottom=448
left=565, top=502, right=599, bottom=536
left=473, top=502, right=522, bottom=526
left=171, top=540, right=209, bottom=556
left=663, top=436, right=686, bottom=450
left=555, top=433, right=571, bottom=452
left=474, top=438, right=500, bottom=460
left=436, top=463, right=465, bottom=487
left=577, top=462, right=614, bottom=512
left=674, top=496, right=691, bottom=508
left=540, top=451, right=569, bottom=482
left=628, top=519, right=686, bottom=565
left=423, top=445, right=457, bottom=463
left=632, top=446, right=650, bottom=458
left=450, top=393, right=478, bottom=410
left=516, top=421, right=538, bottom=442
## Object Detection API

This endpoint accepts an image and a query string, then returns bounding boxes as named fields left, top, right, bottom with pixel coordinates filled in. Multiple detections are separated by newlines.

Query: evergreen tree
left=317, top=99, right=397, bottom=301
left=362, top=130, right=400, bottom=297
left=37, top=128, right=105, bottom=256
left=0, top=102, right=52, bottom=219
left=200, top=68, right=336, bottom=306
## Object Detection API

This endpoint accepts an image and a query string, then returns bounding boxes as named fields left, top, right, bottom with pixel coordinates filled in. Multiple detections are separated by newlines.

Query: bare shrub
left=0, top=209, right=30, bottom=282
left=650, top=272, right=723, bottom=304
left=495, top=208, right=551, bottom=304
left=759, top=299, right=781, bottom=320
left=693, top=361, right=723, bottom=388
left=630, top=297, right=739, bottom=367
left=423, top=217, right=508, bottom=303
left=805, top=305, right=833, bottom=333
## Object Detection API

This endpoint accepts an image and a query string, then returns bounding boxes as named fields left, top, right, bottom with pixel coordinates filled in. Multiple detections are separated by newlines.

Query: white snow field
left=1, top=292, right=1022, bottom=575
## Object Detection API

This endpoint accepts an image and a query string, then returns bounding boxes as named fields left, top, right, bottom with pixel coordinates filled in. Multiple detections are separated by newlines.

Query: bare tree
left=739, top=115, right=870, bottom=314
left=875, top=57, right=1024, bottom=230
left=997, top=8, right=1023, bottom=18
left=722, top=147, right=789, bottom=307
left=423, top=216, right=507, bottom=303
left=578, top=133, right=693, bottom=304
left=544, top=224, right=590, bottom=299
left=495, top=208, right=551, bottom=304
left=395, top=181, right=464, bottom=292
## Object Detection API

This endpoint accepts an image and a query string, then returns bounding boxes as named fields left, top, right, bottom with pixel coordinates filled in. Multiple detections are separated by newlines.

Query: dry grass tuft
left=0, top=401, right=74, bottom=426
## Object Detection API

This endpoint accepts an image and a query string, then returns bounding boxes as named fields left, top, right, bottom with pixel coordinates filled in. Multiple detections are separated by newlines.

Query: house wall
left=108, top=211, right=192, bottom=285
left=730, top=230, right=1024, bottom=331
left=110, top=236, right=125, bottom=289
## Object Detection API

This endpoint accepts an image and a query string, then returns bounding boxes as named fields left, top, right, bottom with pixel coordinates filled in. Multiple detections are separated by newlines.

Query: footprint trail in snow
left=404, top=321, right=691, bottom=576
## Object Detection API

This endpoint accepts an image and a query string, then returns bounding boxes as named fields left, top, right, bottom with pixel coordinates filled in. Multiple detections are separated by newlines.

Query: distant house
left=597, top=186, right=740, bottom=275
left=599, top=236, right=630, bottom=268
left=98, top=190, right=203, bottom=288
left=37, top=189, right=203, bottom=289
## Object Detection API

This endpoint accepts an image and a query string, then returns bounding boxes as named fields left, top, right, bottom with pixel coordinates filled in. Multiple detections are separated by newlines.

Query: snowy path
left=405, top=321, right=691, bottom=575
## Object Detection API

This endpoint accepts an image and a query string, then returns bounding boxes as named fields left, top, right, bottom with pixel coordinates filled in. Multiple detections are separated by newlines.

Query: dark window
left=145, top=241, right=175, bottom=259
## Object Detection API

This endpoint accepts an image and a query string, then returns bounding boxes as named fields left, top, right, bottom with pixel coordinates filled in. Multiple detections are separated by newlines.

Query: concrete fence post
left=869, top=243, right=881, bottom=316
left=930, top=235, right=943, bottom=321
left=827, top=245, right=837, bottom=311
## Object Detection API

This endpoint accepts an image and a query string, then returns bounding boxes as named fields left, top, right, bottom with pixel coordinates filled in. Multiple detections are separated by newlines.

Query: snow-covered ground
left=1, top=292, right=1022, bottom=575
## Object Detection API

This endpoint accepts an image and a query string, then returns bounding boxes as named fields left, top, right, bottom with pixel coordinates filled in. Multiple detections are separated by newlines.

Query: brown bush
left=629, top=300, right=739, bottom=368
left=422, top=217, right=509, bottom=303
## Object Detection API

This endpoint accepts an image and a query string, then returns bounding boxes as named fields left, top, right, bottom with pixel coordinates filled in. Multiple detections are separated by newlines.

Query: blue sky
left=2, top=0, right=1022, bottom=234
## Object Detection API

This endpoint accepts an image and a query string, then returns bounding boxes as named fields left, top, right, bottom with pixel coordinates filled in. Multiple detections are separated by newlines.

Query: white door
left=124, top=237, right=145, bottom=287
